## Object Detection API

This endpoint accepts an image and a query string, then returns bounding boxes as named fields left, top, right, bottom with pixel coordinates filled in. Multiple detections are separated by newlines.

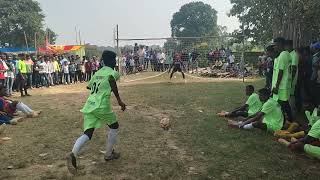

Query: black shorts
left=173, top=66, right=182, bottom=72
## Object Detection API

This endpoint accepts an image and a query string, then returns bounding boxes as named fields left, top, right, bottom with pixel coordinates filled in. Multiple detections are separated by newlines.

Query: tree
left=170, top=2, right=218, bottom=37
left=229, top=0, right=320, bottom=47
left=0, top=0, right=57, bottom=48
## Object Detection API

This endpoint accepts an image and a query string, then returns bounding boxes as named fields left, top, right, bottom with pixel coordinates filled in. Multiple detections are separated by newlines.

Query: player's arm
left=272, top=70, right=283, bottom=94
left=109, top=76, right=126, bottom=111
left=240, top=112, right=264, bottom=128
left=233, top=104, right=248, bottom=112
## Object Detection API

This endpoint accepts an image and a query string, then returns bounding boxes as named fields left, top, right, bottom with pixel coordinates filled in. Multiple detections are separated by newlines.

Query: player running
left=67, top=49, right=126, bottom=174
left=168, top=52, right=186, bottom=80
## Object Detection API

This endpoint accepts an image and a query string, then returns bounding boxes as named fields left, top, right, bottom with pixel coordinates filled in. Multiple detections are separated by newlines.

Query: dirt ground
left=0, top=73, right=319, bottom=180
left=0, top=74, right=211, bottom=180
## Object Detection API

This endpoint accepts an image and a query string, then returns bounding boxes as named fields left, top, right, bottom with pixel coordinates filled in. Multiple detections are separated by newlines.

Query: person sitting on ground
left=0, top=111, right=22, bottom=125
left=278, top=118, right=320, bottom=160
left=228, top=88, right=284, bottom=132
left=0, top=85, right=41, bottom=118
left=218, top=85, right=262, bottom=118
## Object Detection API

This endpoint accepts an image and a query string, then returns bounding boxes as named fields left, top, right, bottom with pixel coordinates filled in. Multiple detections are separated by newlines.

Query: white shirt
left=129, top=59, right=135, bottom=66
left=229, top=55, right=235, bottom=64
left=38, top=62, right=47, bottom=74
left=1, top=60, right=9, bottom=77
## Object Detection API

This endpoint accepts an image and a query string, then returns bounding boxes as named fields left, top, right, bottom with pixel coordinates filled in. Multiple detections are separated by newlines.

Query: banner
left=0, top=47, right=36, bottom=53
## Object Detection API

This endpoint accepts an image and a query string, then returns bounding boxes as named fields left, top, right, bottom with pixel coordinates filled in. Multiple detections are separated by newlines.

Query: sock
left=106, top=129, right=118, bottom=157
left=72, top=134, right=90, bottom=156
left=243, top=123, right=254, bottom=129
left=16, top=102, right=33, bottom=114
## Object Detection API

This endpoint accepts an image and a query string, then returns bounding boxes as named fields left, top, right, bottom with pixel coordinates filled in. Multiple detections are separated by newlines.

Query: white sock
left=106, top=129, right=118, bottom=157
left=72, top=134, right=90, bottom=156
left=16, top=102, right=33, bottom=114
left=243, top=123, right=254, bottom=130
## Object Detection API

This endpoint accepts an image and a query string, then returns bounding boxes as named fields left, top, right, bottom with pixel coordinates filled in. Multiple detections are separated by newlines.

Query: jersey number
left=91, top=82, right=101, bottom=94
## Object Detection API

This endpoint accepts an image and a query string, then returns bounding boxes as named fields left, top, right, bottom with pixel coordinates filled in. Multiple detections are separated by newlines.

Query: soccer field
left=0, top=73, right=319, bottom=180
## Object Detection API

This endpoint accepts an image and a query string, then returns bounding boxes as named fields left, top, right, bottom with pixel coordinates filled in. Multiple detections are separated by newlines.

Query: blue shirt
left=12, top=60, right=19, bottom=75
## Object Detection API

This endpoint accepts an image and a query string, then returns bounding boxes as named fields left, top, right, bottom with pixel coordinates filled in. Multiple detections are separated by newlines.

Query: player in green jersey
left=67, top=50, right=126, bottom=174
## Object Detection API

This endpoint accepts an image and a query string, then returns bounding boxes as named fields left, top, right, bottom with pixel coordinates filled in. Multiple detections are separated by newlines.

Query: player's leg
left=170, top=69, right=176, bottom=79
left=304, top=144, right=320, bottom=160
left=226, top=110, right=248, bottom=118
left=181, top=71, right=185, bottom=79
left=105, top=122, right=120, bottom=161
left=67, top=128, right=94, bottom=174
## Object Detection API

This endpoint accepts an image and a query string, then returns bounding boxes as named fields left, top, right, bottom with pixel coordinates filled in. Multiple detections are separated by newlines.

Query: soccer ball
left=160, top=118, right=170, bottom=130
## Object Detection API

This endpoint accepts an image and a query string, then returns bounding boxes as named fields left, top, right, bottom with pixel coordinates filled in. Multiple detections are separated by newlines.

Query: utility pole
left=116, top=24, right=120, bottom=74
left=241, top=23, right=245, bottom=83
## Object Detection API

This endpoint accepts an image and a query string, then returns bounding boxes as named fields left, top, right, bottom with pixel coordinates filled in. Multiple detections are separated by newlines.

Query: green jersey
left=261, top=98, right=284, bottom=131
left=308, top=120, right=320, bottom=139
left=272, top=51, right=292, bottom=90
left=81, top=67, right=120, bottom=114
left=245, top=93, right=263, bottom=116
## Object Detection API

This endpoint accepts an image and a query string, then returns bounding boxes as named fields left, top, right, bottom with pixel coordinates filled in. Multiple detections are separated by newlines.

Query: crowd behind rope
left=119, top=43, right=237, bottom=75
left=0, top=53, right=102, bottom=97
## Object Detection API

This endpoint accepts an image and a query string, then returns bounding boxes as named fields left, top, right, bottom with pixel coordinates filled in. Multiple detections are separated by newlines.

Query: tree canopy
left=0, top=0, right=57, bottom=48
left=170, top=2, right=218, bottom=37
left=230, top=0, right=320, bottom=47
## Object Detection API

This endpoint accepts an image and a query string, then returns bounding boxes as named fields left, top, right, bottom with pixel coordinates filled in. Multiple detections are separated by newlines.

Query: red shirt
left=0, top=62, right=6, bottom=80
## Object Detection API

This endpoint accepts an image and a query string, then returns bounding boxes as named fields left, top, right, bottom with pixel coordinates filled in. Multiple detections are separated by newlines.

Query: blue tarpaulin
left=0, top=47, right=36, bottom=53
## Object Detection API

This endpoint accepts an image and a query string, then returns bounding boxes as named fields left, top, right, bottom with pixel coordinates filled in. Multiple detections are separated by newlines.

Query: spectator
left=0, top=54, right=7, bottom=86
left=75, top=55, right=82, bottom=83
left=84, top=57, right=92, bottom=81
left=53, top=57, right=61, bottom=85
left=62, top=61, right=70, bottom=84
left=47, top=58, right=54, bottom=86
left=38, top=56, right=49, bottom=88
left=69, top=60, right=76, bottom=84
left=18, top=54, right=30, bottom=97
left=309, top=42, right=320, bottom=107
left=5, top=55, right=15, bottom=96
left=265, top=45, right=275, bottom=90
left=25, top=55, right=34, bottom=88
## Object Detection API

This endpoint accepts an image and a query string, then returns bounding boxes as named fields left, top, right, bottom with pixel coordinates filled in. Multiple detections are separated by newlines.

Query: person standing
left=11, top=55, right=20, bottom=92
left=53, top=57, right=61, bottom=85
left=309, top=42, right=320, bottom=107
left=0, top=54, right=8, bottom=87
left=32, top=58, right=40, bottom=88
left=69, top=61, right=77, bottom=84
left=24, top=55, right=34, bottom=88
left=38, top=56, right=49, bottom=88
left=84, top=57, right=92, bottom=81
left=75, top=55, right=82, bottom=83
left=62, top=61, right=70, bottom=84
left=47, top=58, right=54, bottom=86
left=265, top=45, right=275, bottom=90
left=5, top=55, right=15, bottom=96
left=18, top=54, right=30, bottom=96
left=286, top=40, right=300, bottom=112
left=272, top=37, right=293, bottom=123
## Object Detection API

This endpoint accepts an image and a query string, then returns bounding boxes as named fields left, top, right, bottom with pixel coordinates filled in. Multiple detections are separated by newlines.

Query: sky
left=36, top=0, right=240, bottom=46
